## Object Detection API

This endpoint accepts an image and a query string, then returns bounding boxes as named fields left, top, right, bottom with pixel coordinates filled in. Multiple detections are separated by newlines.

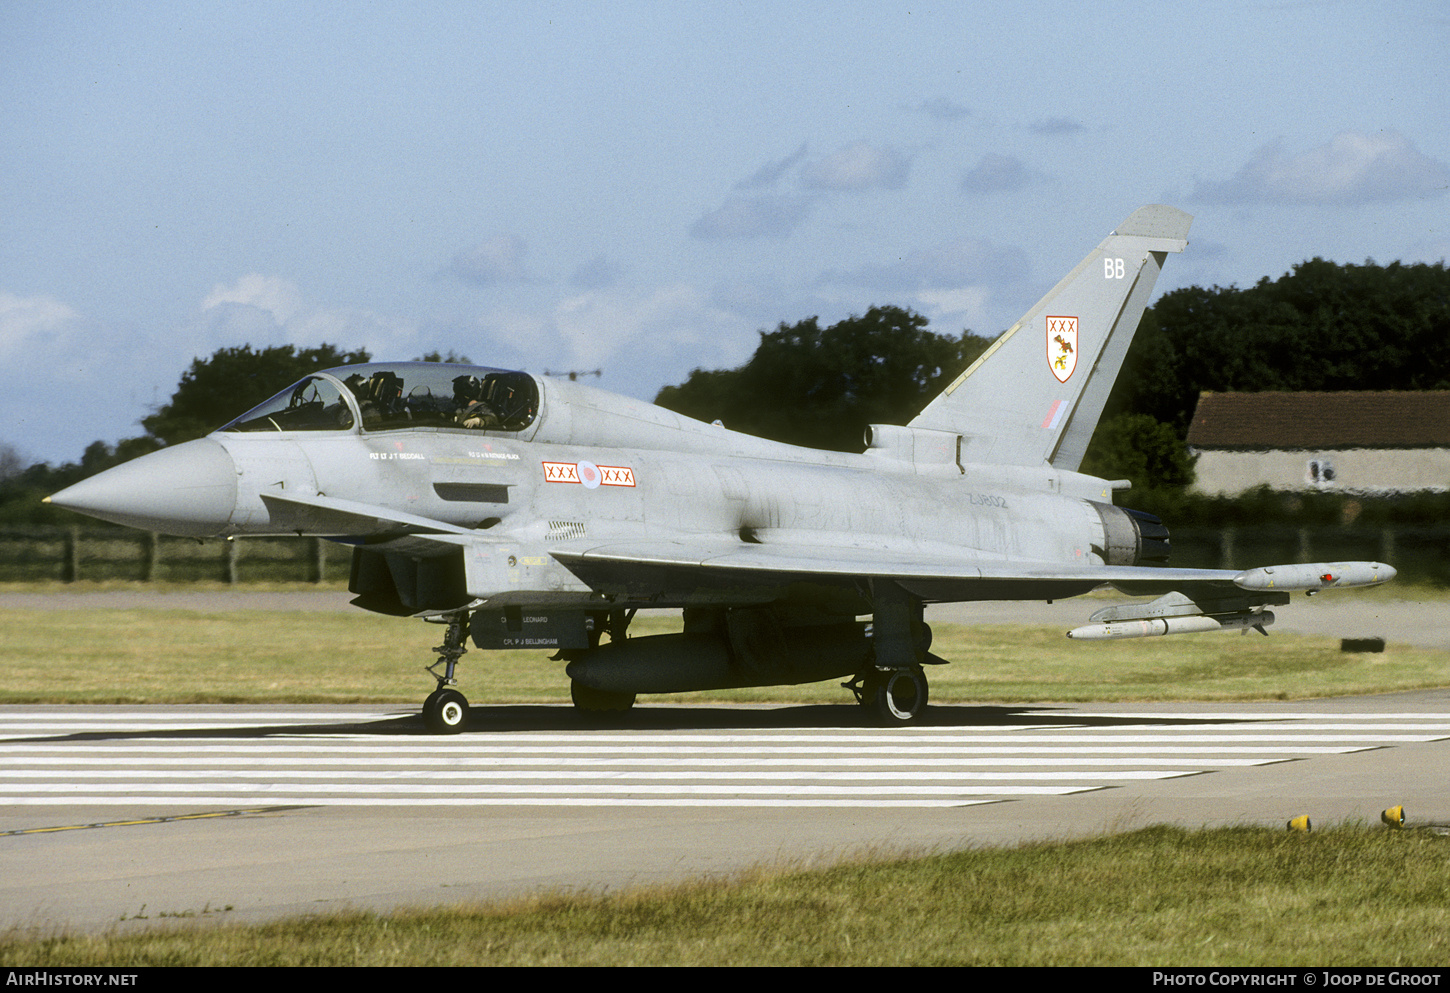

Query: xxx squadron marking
left=1047, top=315, right=1078, bottom=383
left=543, top=461, right=636, bottom=487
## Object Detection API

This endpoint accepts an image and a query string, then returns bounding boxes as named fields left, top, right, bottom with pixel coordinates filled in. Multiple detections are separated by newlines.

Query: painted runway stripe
left=0, top=770, right=1195, bottom=783
left=5, top=776, right=1188, bottom=793
left=5, top=708, right=1447, bottom=719
left=0, top=755, right=1287, bottom=766
left=0, top=710, right=408, bottom=721
left=0, top=798, right=1007, bottom=808
left=1, top=786, right=1098, bottom=800
left=1, top=807, right=296, bottom=836
left=0, top=707, right=1441, bottom=808
left=0, top=742, right=1389, bottom=755
left=3, top=711, right=1448, bottom=729
left=0, top=727, right=1432, bottom=742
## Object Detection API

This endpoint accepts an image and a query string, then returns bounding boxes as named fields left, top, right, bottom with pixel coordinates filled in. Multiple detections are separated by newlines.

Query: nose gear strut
left=422, top=611, right=471, bottom=734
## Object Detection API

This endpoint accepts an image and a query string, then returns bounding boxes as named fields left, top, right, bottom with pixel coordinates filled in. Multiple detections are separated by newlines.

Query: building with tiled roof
left=1186, top=391, right=1450, bottom=494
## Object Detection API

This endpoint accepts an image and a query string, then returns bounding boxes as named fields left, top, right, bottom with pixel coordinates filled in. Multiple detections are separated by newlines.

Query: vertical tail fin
left=910, top=205, right=1191, bottom=470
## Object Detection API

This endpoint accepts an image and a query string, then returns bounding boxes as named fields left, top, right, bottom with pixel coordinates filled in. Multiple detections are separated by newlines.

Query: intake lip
left=47, top=438, right=238, bottom=538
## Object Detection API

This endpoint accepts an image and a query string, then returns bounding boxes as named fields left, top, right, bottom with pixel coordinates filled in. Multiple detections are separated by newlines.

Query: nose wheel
left=423, top=687, right=469, bottom=733
left=422, top=612, right=470, bottom=734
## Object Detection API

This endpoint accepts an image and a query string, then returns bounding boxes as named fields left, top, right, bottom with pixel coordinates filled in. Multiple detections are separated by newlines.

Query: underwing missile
left=1067, top=611, right=1274, bottom=641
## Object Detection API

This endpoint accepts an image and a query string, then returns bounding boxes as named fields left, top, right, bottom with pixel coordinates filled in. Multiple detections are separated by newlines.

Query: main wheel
left=570, top=680, right=637, bottom=713
left=423, top=688, right=469, bottom=734
left=863, top=668, right=928, bottom=725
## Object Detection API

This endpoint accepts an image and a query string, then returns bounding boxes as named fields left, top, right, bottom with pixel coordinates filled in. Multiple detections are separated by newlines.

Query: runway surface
left=2, top=696, right=1447, bottom=934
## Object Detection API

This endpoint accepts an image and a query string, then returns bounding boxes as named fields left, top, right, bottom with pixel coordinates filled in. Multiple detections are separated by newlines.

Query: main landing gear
left=846, top=666, right=930, bottom=725
left=846, top=580, right=934, bottom=726
left=422, top=612, right=470, bottom=734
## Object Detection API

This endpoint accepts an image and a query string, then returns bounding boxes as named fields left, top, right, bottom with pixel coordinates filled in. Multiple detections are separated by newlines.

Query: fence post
left=63, top=527, right=79, bottom=583
left=225, top=539, right=239, bottom=584
left=143, top=532, right=160, bottom=582
left=311, top=537, right=326, bottom=584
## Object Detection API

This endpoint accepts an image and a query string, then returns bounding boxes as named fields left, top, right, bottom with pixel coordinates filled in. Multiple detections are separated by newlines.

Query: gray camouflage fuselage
left=62, top=369, right=1143, bottom=615
left=46, top=206, right=1395, bottom=725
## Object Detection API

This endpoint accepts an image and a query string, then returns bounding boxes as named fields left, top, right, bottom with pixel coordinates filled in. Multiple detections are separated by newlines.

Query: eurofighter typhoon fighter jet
left=47, top=206, right=1395, bottom=731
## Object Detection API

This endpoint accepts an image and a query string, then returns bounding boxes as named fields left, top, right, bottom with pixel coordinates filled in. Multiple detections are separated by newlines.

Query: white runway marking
left=1, top=707, right=1445, bottom=809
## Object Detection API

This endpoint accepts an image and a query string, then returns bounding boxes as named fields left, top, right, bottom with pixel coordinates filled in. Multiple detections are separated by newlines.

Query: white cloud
left=0, top=291, right=81, bottom=359
left=443, top=235, right=532, bottom=286
left=914, top=287, right=992, bottom=329
left=201, top=273, right=304, bottom=324
left=689, top=194, right=815, bottom=240
left=1030, top=117, right=1084, bottom=136
left=552, top=284, right=741, bottom=369
left=457, top=283, right=760, bottom=405
left=735, top=142, right=810, bottom=190
left=0, top=293, right=157, bottom=460
left=195, top=275, right=418, bottom=359
left=693, top=142, right=910, bottom=241
left=911, top=97, right=971, bottom=122
left=801, top=141, right=912, bottom=192
left=820, top=239, right=1031, bottom=293
left=811, top=240, right=1031, bottom=335
left=1406, top=237, right=1450, bottom=266
left=960, top=153, right=1041, bottom=194
left=570, top=255, right=625, bottom=291
left=1194, top=130, right=1450, bottom=205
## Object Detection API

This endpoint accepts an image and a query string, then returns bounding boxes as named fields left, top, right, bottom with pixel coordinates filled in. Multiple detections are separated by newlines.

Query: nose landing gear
left=422, top=612, right=470, bottom=734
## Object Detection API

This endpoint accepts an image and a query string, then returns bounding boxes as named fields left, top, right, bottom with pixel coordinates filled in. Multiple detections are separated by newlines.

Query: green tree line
left=655, top=306, right=995, bottom=454
left=5, top=258, right=1447, bottom=526
left=1106, top=257, right=1450, bottom=436
left=655, top=258, right=1449, bottom=492
left=2, top=344, right=370, bottom=525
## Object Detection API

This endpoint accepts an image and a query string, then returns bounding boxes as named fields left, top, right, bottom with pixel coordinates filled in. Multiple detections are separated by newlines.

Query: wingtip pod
left=1234, top=561, right=1397, bottom=592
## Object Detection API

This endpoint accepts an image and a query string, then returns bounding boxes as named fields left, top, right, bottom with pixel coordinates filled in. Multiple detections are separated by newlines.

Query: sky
left=3, top=1, right=1448, bottom=465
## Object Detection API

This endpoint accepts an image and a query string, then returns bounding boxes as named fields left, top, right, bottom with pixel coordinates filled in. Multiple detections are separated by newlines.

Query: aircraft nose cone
left=46, top=438, right=238, bottom=537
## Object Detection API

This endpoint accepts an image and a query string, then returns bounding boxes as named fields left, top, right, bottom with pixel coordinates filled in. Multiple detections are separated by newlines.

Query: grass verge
left=2, top=608, right=1447, bottom=704
left=3, top=825, right=1446, bottom=966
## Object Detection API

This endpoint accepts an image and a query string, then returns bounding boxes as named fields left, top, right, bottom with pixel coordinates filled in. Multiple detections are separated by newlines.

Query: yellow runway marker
left=2, top=805, right=303, bottom=836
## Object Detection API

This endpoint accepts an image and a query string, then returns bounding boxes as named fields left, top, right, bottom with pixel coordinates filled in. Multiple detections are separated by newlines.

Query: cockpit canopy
left=219, top=362, right=540, bottom=435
